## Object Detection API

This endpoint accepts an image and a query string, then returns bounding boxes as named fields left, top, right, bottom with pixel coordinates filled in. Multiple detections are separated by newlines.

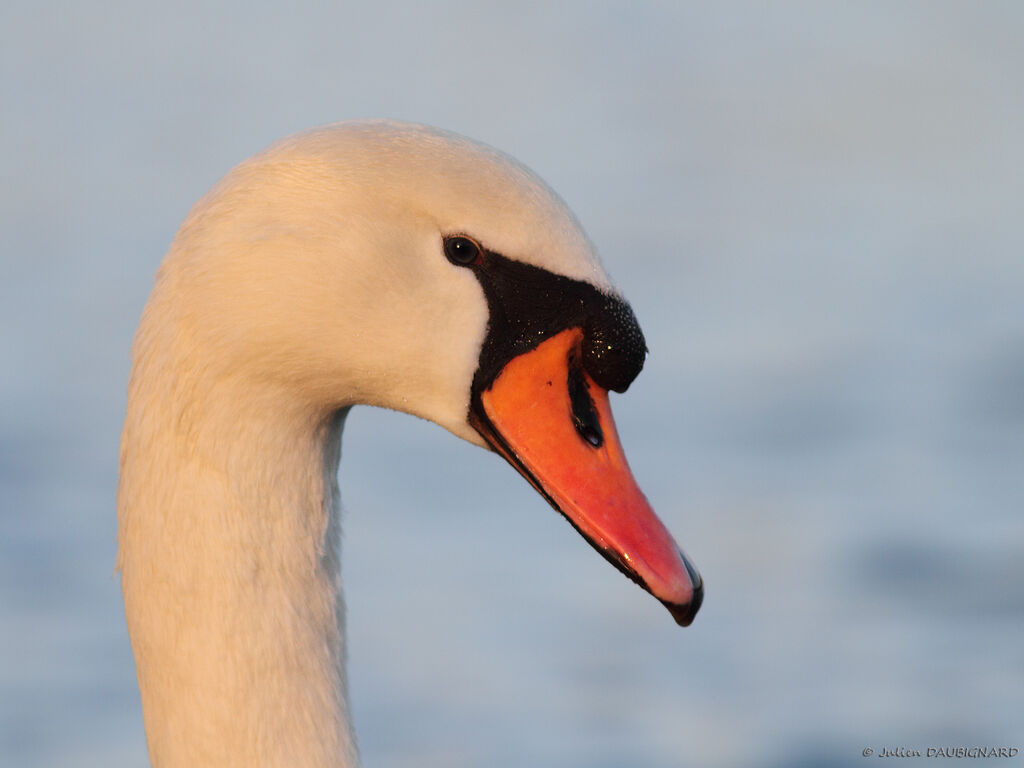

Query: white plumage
left=118, top=121, right=616, bottom=768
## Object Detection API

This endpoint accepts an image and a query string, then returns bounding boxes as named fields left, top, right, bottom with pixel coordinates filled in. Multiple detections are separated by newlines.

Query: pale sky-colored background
left=2, top=2, right=1023, bottom=766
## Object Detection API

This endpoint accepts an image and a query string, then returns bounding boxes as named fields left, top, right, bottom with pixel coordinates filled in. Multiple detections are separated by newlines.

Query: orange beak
left=470, top=328, right=703, bottom=626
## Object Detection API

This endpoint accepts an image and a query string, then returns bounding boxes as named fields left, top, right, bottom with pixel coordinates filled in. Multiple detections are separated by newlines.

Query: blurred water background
left=2, top=2, right=1022, bottom=766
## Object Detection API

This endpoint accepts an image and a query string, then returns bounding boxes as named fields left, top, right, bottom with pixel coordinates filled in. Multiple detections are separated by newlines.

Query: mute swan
left=117, top=120, right=703, bottom=768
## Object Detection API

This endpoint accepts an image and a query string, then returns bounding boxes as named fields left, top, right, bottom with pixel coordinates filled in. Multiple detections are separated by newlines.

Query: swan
left=117, top=120, right=703, bottom=768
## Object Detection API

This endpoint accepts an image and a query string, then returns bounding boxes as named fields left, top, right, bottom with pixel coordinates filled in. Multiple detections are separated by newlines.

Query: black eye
left=443, top=235, right=483, bottom=266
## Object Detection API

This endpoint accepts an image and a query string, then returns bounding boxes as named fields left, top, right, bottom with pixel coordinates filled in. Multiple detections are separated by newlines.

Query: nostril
left=567, top=351, right=604, bottom=448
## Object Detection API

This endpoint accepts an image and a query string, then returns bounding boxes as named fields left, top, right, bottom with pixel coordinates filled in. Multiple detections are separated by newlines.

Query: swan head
left=148, top=120, right=702, bottom=625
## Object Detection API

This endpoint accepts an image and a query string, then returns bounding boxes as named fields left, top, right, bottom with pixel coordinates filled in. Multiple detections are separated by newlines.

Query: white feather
left=117, top=120, right=611, bottom=768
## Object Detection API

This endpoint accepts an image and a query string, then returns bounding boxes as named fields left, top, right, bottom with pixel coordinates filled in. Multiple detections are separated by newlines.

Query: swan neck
left=118, top=371, right=358, bottom=768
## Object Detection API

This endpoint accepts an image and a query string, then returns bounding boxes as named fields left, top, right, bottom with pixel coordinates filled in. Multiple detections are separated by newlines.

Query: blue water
left=2, top=2, right=1022, bottom=766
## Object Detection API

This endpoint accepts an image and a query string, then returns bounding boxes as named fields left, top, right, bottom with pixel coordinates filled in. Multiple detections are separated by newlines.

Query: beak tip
left=663, top=551, right=704, bottom=627
left=664, top=581, right=703, bottom=627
